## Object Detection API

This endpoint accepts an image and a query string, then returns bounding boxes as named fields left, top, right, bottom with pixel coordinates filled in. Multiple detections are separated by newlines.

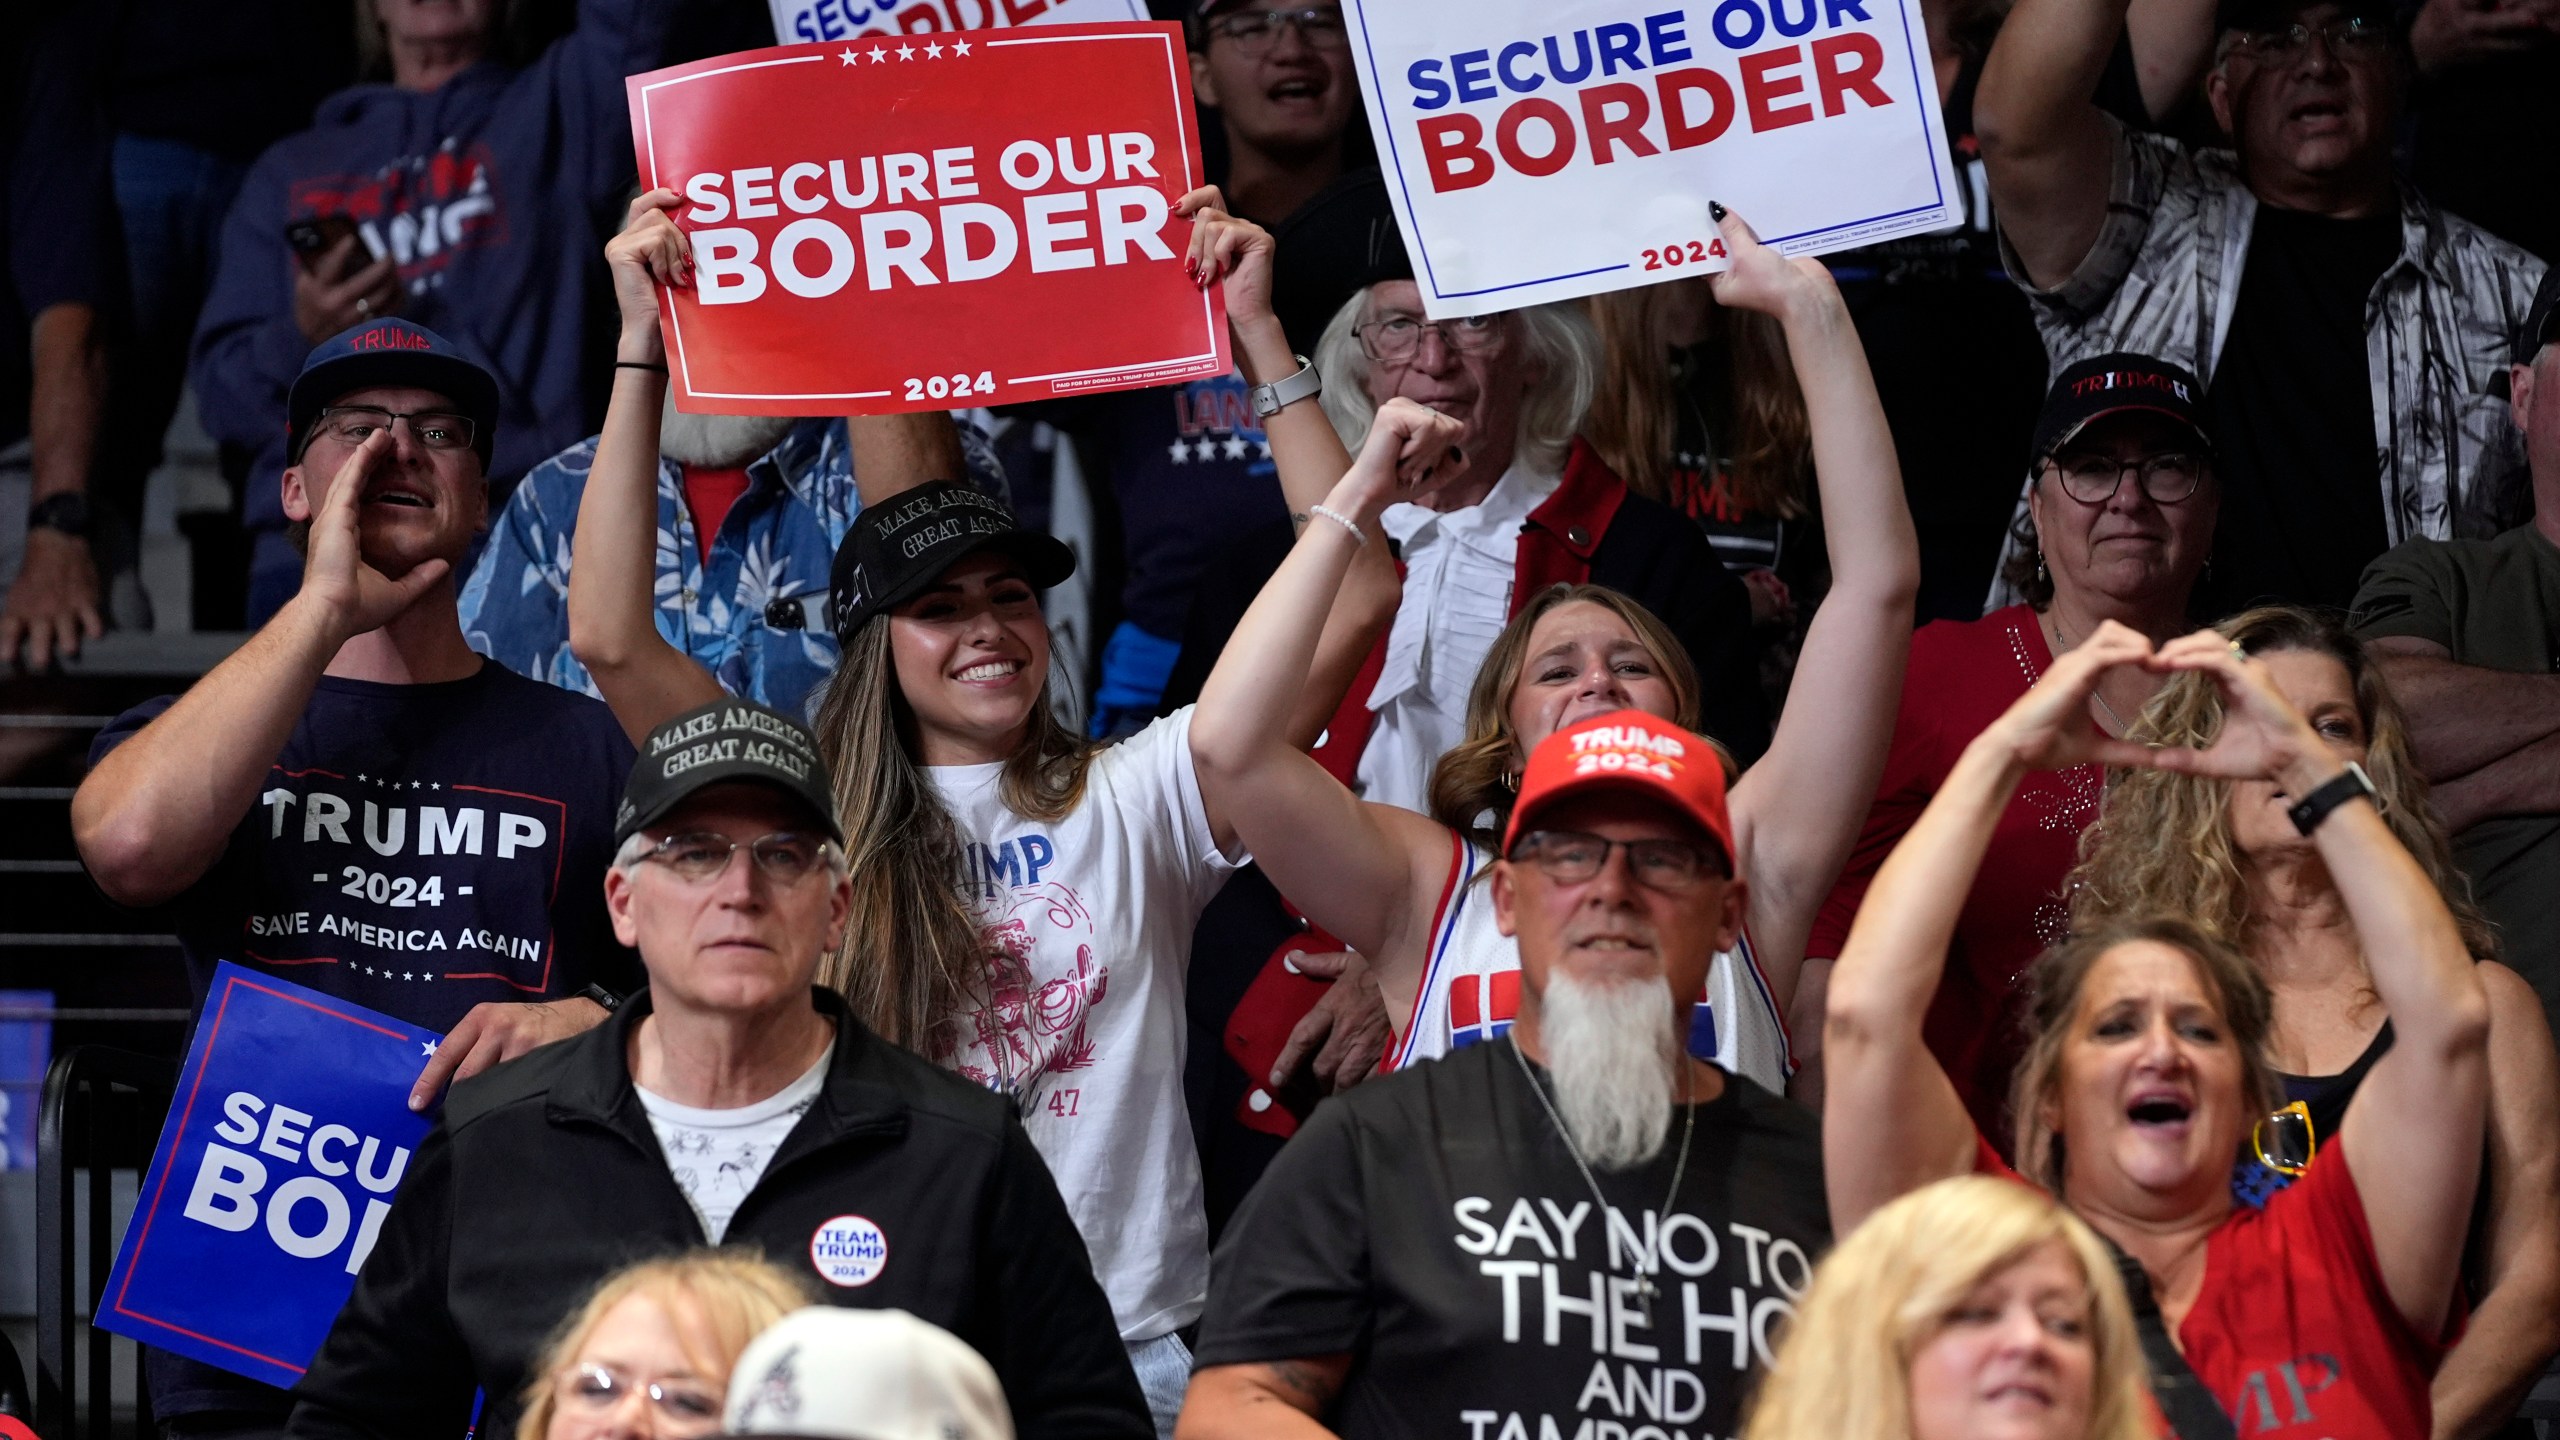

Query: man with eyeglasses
left=287, top=698, right=1151, bottom=1440
left=75, top=318, right=642, bottom=1440
left=1181, top=707, right=1827, bottom=1440
left=1975, top=0, right=2545, bottom=617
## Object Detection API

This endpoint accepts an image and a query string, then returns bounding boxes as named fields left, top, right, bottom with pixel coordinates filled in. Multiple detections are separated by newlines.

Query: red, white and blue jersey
left=1386, top=836, right=1794, bottom=1091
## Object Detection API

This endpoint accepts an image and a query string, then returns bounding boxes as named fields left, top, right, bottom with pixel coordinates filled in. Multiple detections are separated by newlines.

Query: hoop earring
left=1500, top=768, right=1521, bottom=793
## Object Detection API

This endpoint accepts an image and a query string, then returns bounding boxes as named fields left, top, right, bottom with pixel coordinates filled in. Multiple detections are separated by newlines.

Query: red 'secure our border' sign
left=627, top=23, right=1228, bottom=416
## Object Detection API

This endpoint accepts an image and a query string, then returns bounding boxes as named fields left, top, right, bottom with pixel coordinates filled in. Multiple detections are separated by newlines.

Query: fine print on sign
left=628, top=23, right=1228, bottom=416
left=97, top=965, right=439, bottom=1389
left=1344, top=0, right=1964, bottom=316
left=769, top=0, right=1141, bottom=45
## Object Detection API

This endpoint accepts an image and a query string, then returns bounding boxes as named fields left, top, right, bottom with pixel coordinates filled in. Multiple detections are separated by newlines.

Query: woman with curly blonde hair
left=518, top=1251, right=812, bottom=1440
left=1744, top=1177, right=2152, bottom=1440
left=2070, top=605, right=2560, bottom=1437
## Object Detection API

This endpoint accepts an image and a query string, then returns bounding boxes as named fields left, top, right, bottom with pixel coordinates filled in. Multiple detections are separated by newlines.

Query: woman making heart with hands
left=1824, top=622, right=2489, bottom=1439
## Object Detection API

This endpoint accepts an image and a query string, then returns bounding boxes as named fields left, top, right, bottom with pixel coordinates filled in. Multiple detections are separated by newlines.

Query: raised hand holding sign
left=625, top=24, right=1228, bottom=415
left=1341, top=0, right=1965, bottom=316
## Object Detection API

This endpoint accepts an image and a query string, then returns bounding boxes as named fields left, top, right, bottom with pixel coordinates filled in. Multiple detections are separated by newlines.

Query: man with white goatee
left=1177, top=709, right=1831, bottom=1440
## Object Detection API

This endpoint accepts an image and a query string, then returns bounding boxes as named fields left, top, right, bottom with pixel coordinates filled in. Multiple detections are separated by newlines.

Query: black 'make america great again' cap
left=826, top=481, right=1074, bottom=643
left=615, top=699, right=842, bottom=846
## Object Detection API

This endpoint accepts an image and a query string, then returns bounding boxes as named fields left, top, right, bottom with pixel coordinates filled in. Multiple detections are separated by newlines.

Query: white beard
left=659, top=409, right=798, bottom=468
left=1541, top=970, right=1681, bottom=1171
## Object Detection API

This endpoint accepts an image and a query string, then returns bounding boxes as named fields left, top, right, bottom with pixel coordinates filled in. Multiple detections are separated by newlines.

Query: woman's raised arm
left=1826, top=624, right=2160, bottom=1231
left=565, top=189, right=726, bottom=744
left=1178, top=189, right=1399, bottom=770
left=1189, top=399, right=1467, bottom=968
left=1713, top=206, right=1920, bottom=1012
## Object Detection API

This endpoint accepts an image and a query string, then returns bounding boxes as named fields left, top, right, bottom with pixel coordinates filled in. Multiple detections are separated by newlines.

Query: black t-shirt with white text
left=1195, top=1037, right=1829, bottom=1440
left=2199, top=207, right=2402, bottom=614
left=91, top=662, right=639, bottom=1034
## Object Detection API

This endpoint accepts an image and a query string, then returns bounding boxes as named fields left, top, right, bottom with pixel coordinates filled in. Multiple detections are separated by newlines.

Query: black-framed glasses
left=310, top=405, right=477, bottom=453
left=2231, top=15, right=2391, bottom=62
left=1507, top=830, right=1726, bottom=893
left=2045, top=451, right=2207, bottom=505
left=556, top=1363, right=723, bottom=1434
left=638, top=831, right=833, bottom=885
left=1355, top=314, right=1503, bottom=363
left=1206, top=5, right=1349, bottom=53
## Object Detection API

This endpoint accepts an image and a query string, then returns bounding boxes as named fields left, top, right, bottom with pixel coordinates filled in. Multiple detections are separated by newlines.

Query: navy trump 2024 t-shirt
left=92, top=661, right=638, bottom=1419
left=93, top=662, right=640, bottom=1033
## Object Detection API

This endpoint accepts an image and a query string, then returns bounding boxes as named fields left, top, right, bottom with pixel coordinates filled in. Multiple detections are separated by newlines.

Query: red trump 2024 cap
left=1504, top=711, right=1734, bottom=868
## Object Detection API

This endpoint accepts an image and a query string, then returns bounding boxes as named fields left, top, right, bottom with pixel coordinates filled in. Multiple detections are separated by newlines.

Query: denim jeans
left=1126, top=1329, right=1193, bottom=1440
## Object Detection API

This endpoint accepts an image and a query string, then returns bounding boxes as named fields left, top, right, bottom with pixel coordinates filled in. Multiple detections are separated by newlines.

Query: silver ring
left=356, top=297, right=373, bottom=317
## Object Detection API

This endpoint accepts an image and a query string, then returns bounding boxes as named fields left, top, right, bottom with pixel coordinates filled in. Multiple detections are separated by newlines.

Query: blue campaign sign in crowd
left=100, top=965, right=440, bottom=1389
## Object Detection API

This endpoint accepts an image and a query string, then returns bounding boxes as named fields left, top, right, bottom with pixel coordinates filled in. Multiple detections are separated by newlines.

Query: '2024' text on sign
left=627, top=23, right=1228, bottom=416
left=1345, top=0, right=1963, bottom=315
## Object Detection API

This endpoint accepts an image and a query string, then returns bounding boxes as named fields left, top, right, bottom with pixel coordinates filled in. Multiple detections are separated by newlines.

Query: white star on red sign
left=896, top=43, right=917, bottom=59
left=839, top=47, right=860, bottom=65
left=868, top=46, right=888, bottom=62
left=953, top=39, right=971, bottom=54
left=925, top=41, right=944, bottom=57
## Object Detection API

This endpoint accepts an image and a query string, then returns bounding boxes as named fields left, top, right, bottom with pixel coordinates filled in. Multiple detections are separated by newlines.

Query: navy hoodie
left=189, top=0, right=676, bottom=591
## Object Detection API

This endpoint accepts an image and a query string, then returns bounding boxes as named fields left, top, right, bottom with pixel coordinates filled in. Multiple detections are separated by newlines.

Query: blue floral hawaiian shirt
left=459, top=418, right=1006, bottom=721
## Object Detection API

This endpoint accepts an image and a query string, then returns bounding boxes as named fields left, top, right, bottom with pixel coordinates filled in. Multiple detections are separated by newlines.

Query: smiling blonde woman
left=1744, top=1177, right=2151, bottom=1440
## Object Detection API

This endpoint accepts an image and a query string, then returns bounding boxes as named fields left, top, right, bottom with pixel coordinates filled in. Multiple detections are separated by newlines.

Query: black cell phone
left=286, top=215, right=362, bottom=273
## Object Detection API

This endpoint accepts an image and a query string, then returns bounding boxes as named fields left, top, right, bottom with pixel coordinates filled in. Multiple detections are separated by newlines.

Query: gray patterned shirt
left=1986, top=120, right=2547, bottom=611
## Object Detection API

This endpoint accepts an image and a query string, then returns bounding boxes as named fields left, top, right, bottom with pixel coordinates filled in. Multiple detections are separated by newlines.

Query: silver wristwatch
left=1250, top=355, right=1323, bottom=418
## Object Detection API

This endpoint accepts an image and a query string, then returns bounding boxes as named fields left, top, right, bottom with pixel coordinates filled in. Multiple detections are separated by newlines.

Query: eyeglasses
left=1507, top=830, right=1726, bottom=894
left=555, top=1363, right=723, bottom=1435
left=638, top=831, right=834, bottom=885
left=2044, top=451, right=2207, bottom=505
left=309, top=406, right=477, bottom=453
left=2251, top=1099, right=2317, bottom=1178
left=1355, top=314, right=1503, bottom=363
left=2231, top=15, right=2391, bottom=63
left=1205, top=5, right=1349, bottom=53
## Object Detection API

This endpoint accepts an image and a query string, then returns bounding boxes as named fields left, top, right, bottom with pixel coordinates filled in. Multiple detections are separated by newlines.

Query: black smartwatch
left=28, top=492, right=92, bottom=538
left=578, top=982, right=625, bottom=1014
left=2287, top=762, right=2377, bottom=837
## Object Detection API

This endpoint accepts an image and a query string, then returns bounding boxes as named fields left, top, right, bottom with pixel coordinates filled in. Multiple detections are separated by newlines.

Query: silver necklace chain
left=2046, top=610, right=2131, bottom=734
left=1508, top=1037, right=1697, bottom=1313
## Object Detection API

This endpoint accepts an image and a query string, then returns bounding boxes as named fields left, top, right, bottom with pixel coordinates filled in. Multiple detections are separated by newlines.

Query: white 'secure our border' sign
left=1344, top=0, right=1964, bottom=316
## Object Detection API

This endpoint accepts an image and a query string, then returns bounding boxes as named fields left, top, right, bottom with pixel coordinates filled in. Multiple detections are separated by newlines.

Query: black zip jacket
left=285, top=987, right=1150, bottom=1440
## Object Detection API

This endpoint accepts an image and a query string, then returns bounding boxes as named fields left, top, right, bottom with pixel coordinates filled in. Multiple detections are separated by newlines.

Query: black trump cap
left=827, top=481, right=1074, bottom=643
left=616, top=699, right=841, bottom=846
left=2030, top=353, right=2213, bottom=468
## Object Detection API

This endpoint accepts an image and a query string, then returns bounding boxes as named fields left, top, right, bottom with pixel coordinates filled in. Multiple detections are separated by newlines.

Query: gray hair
left=1313, top=285, right=1600, bottom=474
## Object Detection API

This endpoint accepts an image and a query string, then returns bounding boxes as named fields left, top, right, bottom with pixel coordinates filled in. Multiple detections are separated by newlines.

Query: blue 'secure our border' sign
left=98, top=963, right=439, bottom=1389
